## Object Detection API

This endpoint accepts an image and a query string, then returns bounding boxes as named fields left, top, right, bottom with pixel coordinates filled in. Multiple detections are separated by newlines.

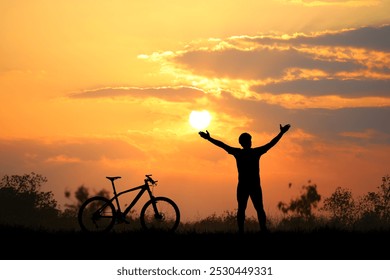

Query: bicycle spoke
left=78, top=197, right=116, bottom=233
left=140, top=197, right=180, bottom=232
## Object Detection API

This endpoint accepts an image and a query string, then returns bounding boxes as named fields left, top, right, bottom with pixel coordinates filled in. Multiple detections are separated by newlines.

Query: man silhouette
left=199, top=124, right=291, bottom=234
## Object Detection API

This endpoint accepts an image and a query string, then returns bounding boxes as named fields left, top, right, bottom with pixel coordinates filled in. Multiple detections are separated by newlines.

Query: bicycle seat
left=106, top=176, right=121, bottom=181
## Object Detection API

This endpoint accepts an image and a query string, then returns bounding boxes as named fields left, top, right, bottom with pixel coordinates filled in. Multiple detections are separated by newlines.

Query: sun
left=189, top=110, right=212, bottom=130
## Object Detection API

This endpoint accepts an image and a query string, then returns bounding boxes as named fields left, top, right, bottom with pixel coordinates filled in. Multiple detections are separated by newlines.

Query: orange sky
left=1, top=0, right=389, bottom=222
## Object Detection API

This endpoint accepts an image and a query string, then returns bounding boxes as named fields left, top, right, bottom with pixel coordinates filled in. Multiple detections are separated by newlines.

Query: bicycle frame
left=78, top=174, right=180, bottom=233
left=107, top=179, right=157, bottom=218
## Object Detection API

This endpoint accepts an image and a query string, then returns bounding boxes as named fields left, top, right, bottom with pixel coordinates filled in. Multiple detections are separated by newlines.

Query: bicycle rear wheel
left=140, top=196, right=180, bottom=232
left=78, top=196, right=116, bottom=233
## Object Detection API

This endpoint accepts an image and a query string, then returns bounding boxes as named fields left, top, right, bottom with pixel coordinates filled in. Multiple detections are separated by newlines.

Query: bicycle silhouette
left=78, top=174, right=180, bottom=233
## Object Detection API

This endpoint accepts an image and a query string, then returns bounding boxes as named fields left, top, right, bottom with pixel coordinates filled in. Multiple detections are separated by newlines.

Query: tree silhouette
left=63, top=184, right=110, bottom=217
left=0, top=172, right=59, bottom=228
left=355, top=174, right=390, bottom=230
left=1, top=171, right=388, bottom=233
left=277, top=181, right=321, bottom=219
left=321, top=186, right=356, bottom=228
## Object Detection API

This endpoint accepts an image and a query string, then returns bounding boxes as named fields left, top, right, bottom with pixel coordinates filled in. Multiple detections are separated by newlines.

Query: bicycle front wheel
left=78, top=196, right=116, bottom=233
left=140, top=197, right=180, bottom=232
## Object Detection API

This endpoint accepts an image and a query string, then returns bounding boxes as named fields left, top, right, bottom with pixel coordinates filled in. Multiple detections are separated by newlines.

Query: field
left=2, top=173, right=389, bottom=261
left=1, top=226, right=389, bottom=260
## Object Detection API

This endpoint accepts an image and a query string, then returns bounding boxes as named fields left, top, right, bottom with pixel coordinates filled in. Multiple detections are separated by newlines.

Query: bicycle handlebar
left=145, top=174, right=158, bottom=185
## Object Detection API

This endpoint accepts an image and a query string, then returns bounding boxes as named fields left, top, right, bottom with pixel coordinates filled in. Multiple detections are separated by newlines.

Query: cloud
left=339, top=129, right=384, bottom=140
left=251, top=24, right=390, bottom=51
left=212, top=92, right=390, bottom=144
left=69, top=86, right=205, bottom=102
left=66, top=25, right=389, bottom=109
left=65, top=24, right=390, bottom=146
left=45, top=155, right=81, bottom=163
left=0, top=138, right=146, bottom=169
left=253, top=79, right=390, bottom=97
left=173, top=47, right=359, bottom=80
left=171, top=24, right=390, bottom=74
left=280, top=0, right=380, bottom=7
left=144, top=24, right=390, bottom=105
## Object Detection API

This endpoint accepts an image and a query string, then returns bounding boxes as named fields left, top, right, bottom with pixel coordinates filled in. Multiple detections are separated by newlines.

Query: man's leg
left=237, top=185, right=249, bottom=234
left=250, top=186, right=268, bottom=232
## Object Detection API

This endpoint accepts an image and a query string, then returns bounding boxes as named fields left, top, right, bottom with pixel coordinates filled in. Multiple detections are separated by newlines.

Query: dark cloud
left=250, top=24, right=390, bottom=51
left=252, top=79, right=390, bottom=97
left=292, top=24, right=390, bottom=51
left=174, top=48, right=358, bottom=79
left=70, top=86, right=205, bottom=102
left=169, top=25, right=389, bottom=99
left=213, top=93, right=390, bottom=144
left=0, top=138, right=145, bottom=167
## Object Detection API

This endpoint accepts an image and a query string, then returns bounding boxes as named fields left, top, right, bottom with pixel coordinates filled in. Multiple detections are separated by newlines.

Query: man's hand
left=199, top=130, right=211, bottom=140
left=280, top=124, right=291, bottom=134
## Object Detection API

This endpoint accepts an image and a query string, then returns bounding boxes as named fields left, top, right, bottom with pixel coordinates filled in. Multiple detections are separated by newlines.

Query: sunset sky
left=1, top=0, right=389, bottom=222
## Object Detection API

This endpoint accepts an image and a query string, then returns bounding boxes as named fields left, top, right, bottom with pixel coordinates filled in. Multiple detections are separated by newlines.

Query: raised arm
left=199, top=130, right=233, bottom=152
left=261, top=124, right=291, bottom=151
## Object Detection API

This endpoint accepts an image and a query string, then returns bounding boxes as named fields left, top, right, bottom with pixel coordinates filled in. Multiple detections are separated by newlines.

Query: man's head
left=239, top=132, right=252, bottom=149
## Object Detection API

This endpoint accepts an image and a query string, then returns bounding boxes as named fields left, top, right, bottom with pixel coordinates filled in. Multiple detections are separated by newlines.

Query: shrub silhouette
left=0, top=172, right=59, bottom=228
left=277, top=181, right=321, bottom=219
left=63, top=184, right=110, bottom=216
left=321, top=186, right=356, bottom=229
left=319, top=175, right=390, bottom=231
left=1, top=172, right=389, bottom=233
left=360, top=175, right=390, bottom=221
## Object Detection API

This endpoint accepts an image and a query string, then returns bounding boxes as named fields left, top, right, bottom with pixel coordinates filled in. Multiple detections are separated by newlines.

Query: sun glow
left=189, top=110, right=212, bottom=130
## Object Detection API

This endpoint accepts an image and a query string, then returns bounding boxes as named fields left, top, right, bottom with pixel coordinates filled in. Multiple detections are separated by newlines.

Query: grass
left=1, top=209, right=389, bottom=260
left=1, top=223, right=389, bottom=260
